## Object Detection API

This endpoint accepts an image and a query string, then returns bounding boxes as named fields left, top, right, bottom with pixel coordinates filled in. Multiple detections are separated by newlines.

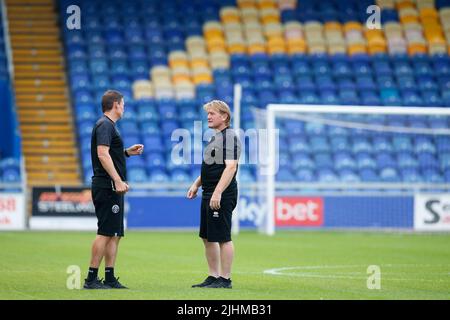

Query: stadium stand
left=57, top=0, right=450, bottom=185
left=5, top=0, right=81, bottom=187
left=0, top=1, right=21, bottom=185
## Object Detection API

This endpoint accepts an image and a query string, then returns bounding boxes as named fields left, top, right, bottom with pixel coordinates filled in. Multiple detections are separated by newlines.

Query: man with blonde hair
left=187, top=100, right=241, bottom=289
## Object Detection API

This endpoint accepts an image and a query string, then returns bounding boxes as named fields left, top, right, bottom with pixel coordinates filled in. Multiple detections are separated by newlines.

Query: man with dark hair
left=84, top=90, right=144, bottom=289
left=187, top=100, right=241, bottom=289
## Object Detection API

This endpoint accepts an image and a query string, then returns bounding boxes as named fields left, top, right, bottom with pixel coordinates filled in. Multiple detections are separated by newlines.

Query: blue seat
left=305, top=122, right=326, bottom=135
left=373, top=137, right=393, bottom=152
left=278, top=152, right=291, bottom=168
left=276, top=168, right=296, bottom=182
left=316, top=91, right=336, bottom=105
left=127, top=156, right=146, bottom=169
left=315, top=75, right=336, bottom=91
left=334, top=152, right=357, bottom=170
left=145, top=152, right=165, bottom=169
left=361, top=91, right=381, bottom=105
left=440, top=153, right=450, bottom=169
left=401, top=168, right=423, bottom=182
left=402, top=90, right=424, bottom=106
left=143, top=135, right=164, bottom=152
left=417, top=152, right=440, bottom=170
left=310, top=137, right=329, bottom=153
left=288, top=137, right=310, bottom=153
left=339, top=169, right=361, bottom=182
left=356, top=76, right=376, bottom=90
left=119, top=121, right=139, bottom=135
left=339, top=89, right=360, bottom=105
left=283, top=120, right=304, bottom=136
left=422, top=91, right=442, bottom=106
left=397, top=152, right=419, bottom=169
left=380, top=88, right=402, bottom=105
left=295, top=74, right=315, bottom=91
left=392, top=136, right=413, bottom=151
left=296, top=169, right=315, bottom=182
left=330, top=137, right=350, bottom=152
left=359, top=168, right=379, bottom=182
left=414, top=137, right=436, bottom=153
left=158, top=103, right=177, bottom=120
left=436, top=137, right=450, bottom=153
left=376, top=152, right=397, bottom=168
left=292, top=154, right=315, bottom=170
left=352, top=137, right=373, bottom=153
left=127, top=168, right=148, bottom=182
left=91, top=75, right=110, bottom=91
left=90, top=59, right=108, bottom=74
left=422, top=168, right=444, bottom=183
left=317, top=168, right=339, bottom=182
left=356, top=153, right=377, bottom=170
left=123, top=135, right=140, bottom=148
left=380, top=167, right=400, bottom=182
left=171, top=169, right=191, bottom=183
left=314, top=153, right=333, bottom=169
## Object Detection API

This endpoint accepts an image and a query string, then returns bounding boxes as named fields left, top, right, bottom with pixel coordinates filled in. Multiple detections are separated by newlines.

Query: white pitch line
left=263, top=264, right=450, bottom=282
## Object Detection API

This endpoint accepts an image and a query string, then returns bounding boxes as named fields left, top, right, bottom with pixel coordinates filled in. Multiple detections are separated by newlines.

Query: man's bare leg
left=203, top=238, right=221, bottom=277
left=219, top=241, right=234, bottom=279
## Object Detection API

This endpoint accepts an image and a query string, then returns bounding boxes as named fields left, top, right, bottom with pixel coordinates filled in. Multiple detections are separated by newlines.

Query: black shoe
left=204, top=277, right=232, bottom=289
left=103, top=277, right=128, bottom=289
left=83, top=278, right=110, bottom=289
left=192, top=276, right=218, bottom=288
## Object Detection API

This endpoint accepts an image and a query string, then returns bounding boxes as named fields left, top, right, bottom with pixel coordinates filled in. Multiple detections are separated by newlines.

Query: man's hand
left=209, top=191, right=222, bottom=210
left=114, top=179, right=129, bottom=194
left=126, top=144, right=144, bottom=156
left=187, top=184, right=198, bottom=199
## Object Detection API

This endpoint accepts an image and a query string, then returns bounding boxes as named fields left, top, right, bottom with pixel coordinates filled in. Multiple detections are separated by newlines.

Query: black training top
left=201, top=127, right=241, bottom=199
left=91, top=115, right=127, bottom=188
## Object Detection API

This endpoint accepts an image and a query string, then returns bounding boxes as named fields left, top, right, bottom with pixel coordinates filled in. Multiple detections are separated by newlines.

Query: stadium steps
left=6, top=0, right=82, bottom=187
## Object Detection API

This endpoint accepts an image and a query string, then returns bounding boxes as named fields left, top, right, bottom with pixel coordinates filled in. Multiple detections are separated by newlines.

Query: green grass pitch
left=0, top=230, right=449, bottom=300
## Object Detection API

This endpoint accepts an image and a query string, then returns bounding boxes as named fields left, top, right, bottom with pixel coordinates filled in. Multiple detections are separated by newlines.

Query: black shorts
left=199, top=196, right=237, bottom=242
left=91, top=187, right=124, bottom=237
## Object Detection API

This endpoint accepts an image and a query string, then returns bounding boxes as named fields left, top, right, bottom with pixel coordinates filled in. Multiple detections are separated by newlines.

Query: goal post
left=260, top=104, right=450, bottom=235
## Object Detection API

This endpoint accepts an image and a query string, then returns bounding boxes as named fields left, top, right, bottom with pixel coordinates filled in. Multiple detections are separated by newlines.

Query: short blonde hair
left=203, top=100, right=231, bottom=127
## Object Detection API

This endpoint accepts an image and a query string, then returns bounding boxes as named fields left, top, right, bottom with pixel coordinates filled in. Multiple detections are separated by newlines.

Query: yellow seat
left=401, top=15, right=420, bottom=24
left=248, top=43, right=266, bottom=54
left=238, top=0, right=256, bottom=9
left=288, top=45, right=306, bottom=55
left=327, top=44, right=346, bottom=55
left=206, top=37, right=226, bottom=52
left=193, top=73, right=213, bottom=85
left=220, top=7, right=241, bottom=24
left=368, top=44, right=387, bottom=55
left=324, top=22, right=342, bottom=32
left=228, top=42, right=247, bottom=54
left=257, top=0, right=277, bottom=10
left=396, top=0, right=415, bottom=10
left=344, top=22, right=363, bottom=33
left=260, top=8, right=280, bottom=24
left=348, top=43, right=367, bottom=55
left=408, top=43, right=428, bottom=55
left=190, top=58, right=209, bottom=69
left=308, top=45, right=326, bottom=54
left=172, top=74, right=191, bottom=84
left=365, top=29, right=384, bottom=40
left=420, top=7, right=438, bottom=19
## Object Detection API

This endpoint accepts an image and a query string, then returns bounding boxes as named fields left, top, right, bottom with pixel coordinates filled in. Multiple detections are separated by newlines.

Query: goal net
left=252, top=105, right=450, bottom=235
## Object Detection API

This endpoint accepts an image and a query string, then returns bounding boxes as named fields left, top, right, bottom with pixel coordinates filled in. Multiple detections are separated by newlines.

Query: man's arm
left=97, top=145, right=129, bottom=194
left=209, top=160, right=238, bottom=210
left=187, top=175, right=202, bottom=199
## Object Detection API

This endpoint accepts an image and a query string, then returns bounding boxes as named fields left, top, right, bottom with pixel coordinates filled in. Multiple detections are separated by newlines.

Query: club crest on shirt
left=112, top=205, right=120, bottom=213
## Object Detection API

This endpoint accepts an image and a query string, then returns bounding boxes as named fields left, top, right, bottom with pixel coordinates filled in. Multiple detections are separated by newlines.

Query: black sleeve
left=224, top=132, right=241, bottom=161
left=96, top=122, right=114, bottom=147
